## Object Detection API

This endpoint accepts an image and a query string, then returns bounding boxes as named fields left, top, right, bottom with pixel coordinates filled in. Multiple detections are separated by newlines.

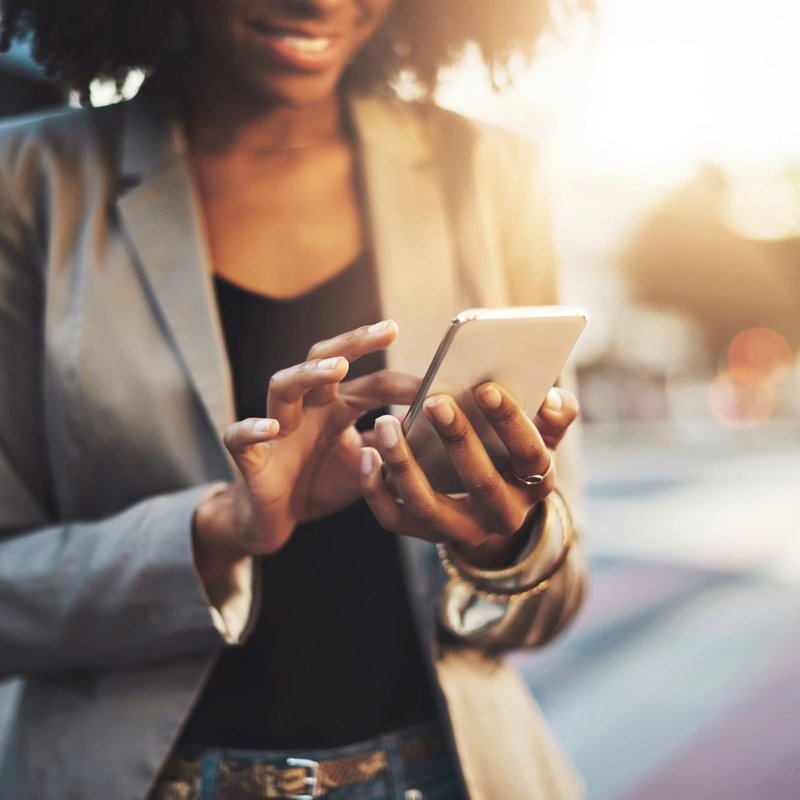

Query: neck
left=177, top=66, right=343, bottom=154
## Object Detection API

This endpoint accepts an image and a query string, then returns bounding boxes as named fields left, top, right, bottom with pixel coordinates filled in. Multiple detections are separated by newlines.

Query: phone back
left=402, top=307, right=586, bottom=495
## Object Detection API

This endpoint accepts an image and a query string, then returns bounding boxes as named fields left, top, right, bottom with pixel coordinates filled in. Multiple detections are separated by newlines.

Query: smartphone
left=399, top=306, right=587, bottom=495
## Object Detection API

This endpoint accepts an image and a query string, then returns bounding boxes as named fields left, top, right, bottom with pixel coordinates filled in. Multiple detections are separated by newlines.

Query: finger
left=373, top=415, right=484, bottom=546
left=305, top=319, right=398, bottom=406
left=473, top=382, right=553, bottom=491
left=333, top=371, right=421, bottom=426
left=223, top=417, right=280, bottom=477
left=306, top=319, right=398, bottom=362
left=359, top=447, right=423, bottom=538
left=535, top=388, right=579, bottom=449
left=360, top=448, right=464, bottom=544
left=360, top=429, right=379, bottom=449
left=330, top=370, right=422, bottom=434
left=423, top=395, right=525, bottom=535
left=266, top=357, right=348, bottom=432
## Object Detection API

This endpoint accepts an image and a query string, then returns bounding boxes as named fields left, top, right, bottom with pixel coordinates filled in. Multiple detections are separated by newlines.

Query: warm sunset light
left=439, top=0, right=800, bottom=179
left=3, top=1, right=800, bottom=797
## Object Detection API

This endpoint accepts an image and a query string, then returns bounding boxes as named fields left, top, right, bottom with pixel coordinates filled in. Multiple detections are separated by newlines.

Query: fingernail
left=368, top=320, right=390, bottom=334
left=375, top=416, right=399, bottom=449
left=425, top=396, right=455, bottom=426
left=253, top=418, right=274, bottom=433
left=361, top=448, right=376, bottom=476
left=317, top=357, right=341, bottom=371
left=478, top=383, right=502, bottom=409
left=546, top=388, right=563, bottom=412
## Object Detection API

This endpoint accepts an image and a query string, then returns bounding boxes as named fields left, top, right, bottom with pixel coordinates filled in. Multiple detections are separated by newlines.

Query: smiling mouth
left=245, top=20, right=345, bottom=71
left=277, top=33, right=335, bottom=54
left=249, top=20, right=338, bottom=54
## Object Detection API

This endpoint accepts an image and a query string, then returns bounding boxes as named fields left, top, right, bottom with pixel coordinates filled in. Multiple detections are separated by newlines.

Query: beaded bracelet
left=442, top=500, right=551, bottom=583
left=436, top=489, right=575, bottom=603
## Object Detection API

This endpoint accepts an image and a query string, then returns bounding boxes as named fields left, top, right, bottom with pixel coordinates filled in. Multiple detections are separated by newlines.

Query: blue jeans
left=155, top=723, right=465, bottom=800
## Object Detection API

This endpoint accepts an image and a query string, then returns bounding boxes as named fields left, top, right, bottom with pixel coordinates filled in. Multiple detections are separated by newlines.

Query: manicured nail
left=375, top=416, right=400, bottom=449
left=361, top=448, right=376, bottom=476
left=546, top=388, right=563, bottom=412
left=368, top=320, right=390, bottom=334
left=478, top=383, right=502, bottom=409
left=425, top=396, right=455, bottom=426
left=253, top=418, right=275, bottom=433
left=317, top=357, right=341, bottom=371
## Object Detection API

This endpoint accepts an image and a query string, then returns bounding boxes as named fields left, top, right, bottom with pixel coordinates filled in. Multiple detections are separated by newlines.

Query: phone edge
left=401, top=317, right=463, bottom=433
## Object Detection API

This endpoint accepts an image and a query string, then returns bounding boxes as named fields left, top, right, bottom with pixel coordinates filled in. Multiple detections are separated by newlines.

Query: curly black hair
left=0, top=0, right=579, bottom=101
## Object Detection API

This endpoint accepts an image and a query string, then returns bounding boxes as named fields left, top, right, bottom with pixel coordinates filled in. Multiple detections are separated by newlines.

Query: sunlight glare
left=438, top=0, right=800, bottom=179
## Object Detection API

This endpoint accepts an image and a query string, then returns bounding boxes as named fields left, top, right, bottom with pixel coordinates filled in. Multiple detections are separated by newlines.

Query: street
left=516, top=421, right=800, bottom=799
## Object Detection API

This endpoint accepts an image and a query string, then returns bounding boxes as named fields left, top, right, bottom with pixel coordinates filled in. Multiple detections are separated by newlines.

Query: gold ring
left=512, top=452, right=554, bottom=486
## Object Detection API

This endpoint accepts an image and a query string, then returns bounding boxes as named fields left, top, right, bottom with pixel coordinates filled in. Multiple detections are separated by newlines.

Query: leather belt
left=156, top=732, right=446, bottom=799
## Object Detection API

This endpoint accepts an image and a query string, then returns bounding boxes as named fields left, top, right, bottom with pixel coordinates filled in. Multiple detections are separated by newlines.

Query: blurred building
left=621, top=165, right=800, bottom=354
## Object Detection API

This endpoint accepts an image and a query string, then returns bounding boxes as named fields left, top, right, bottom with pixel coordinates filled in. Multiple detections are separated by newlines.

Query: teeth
left=280, top=35, right=332, bottom=54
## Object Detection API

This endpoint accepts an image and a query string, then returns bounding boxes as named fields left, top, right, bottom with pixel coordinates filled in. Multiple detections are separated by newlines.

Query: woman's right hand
left=193, top=320, right=418, bottom=581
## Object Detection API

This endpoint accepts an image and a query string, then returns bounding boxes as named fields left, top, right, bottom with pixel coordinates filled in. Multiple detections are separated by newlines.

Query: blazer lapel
left=351, top=96, right=462, bottom=620
left=350, top=96, right=461, bottom=380
left=115, top=89, right=236, bottom=447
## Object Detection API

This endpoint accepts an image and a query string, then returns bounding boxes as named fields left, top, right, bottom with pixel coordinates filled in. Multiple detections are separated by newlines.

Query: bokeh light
left=707, top=370, right=776, bottom=428
left=723, top=173, right=800, bottom=241
left=727, top=327, right=793, bottom=389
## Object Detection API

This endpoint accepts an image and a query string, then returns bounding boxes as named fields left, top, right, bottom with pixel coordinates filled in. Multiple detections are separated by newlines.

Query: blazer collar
left=119, top=82, right=186, bottom=180
left=119, top=87, right=434, bottom=176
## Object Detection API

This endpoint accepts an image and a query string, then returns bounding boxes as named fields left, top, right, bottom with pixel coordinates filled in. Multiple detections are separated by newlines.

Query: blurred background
left=436, top=1, right=800, bottom=797
left=2, top=0, right=798, bottom=796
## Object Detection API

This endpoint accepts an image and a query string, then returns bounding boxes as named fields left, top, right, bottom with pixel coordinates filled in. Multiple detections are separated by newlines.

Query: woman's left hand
left=360, top=383, right=578, bottom=565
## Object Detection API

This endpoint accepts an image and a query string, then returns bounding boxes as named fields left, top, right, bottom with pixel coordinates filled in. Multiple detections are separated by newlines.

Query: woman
left=0, top=1, right=587, bottom=798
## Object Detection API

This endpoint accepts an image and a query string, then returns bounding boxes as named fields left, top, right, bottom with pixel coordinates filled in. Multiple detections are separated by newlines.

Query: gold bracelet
left=441, top=501, right=551, bottom=582
left=436, top=489, right=575, bottom=603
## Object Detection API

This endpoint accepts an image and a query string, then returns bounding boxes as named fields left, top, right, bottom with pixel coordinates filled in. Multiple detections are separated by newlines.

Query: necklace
left=188, top=134, right=341, bottom=155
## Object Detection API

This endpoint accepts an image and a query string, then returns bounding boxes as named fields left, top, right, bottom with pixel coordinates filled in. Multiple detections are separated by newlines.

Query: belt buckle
left=284, top=757, right=322, bottom=799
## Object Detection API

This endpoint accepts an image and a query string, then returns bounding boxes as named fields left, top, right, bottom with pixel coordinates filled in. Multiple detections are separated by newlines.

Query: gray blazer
left=0, top=86, right=586, bottom=799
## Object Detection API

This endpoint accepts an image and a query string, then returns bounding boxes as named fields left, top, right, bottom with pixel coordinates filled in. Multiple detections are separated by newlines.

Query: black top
left=180, top=253, right=436, bottom=749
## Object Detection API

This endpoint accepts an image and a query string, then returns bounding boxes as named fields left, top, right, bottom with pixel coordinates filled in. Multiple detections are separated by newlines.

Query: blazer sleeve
left=438, top=130, right=588, bottom=653
left=0, top=156, right=251, bottom=680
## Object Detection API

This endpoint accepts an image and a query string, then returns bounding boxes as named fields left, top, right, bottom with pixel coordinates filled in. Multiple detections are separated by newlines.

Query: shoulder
left=389, top=99, right=557, bottom=295
left=351, top=93, right=537, bottom=175
left=0, top=103, right=123, bottom=185
left=0, top=102, right=124, bottom=228
left=408, top=100, right=546, bottom=213
left=422, top=102, right=534, bottom=160
left=0, top=101, right=123, bottom=159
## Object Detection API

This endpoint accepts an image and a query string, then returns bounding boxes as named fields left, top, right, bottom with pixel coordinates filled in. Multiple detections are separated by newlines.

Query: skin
left=182, top=0, right=395, bottom=298
left=187, top=0, right=580, bottom=583
left=363, top=385, right=576, bottom=564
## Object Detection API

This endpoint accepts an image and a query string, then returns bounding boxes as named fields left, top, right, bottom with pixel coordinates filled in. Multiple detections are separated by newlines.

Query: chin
left=229, top=59, right=346, bottom=108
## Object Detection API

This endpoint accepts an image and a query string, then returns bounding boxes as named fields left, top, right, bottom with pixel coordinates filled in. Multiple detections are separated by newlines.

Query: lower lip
left=249, top=29, right=343, bottom=72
